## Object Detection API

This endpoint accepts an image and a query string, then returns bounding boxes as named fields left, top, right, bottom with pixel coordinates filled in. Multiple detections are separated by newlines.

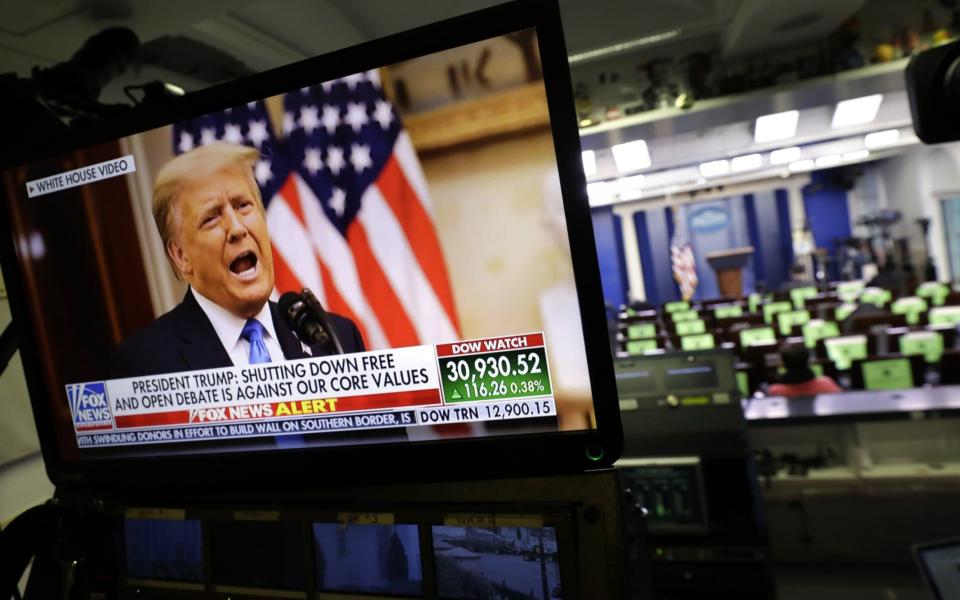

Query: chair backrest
left=898, top=330, right=945, bottom=364
left=824, top=335, right=868, bottom=371
left=850, top=354, right=924, bottom=390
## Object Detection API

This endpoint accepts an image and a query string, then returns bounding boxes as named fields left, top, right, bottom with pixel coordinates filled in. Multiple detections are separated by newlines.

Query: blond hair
left=152, top=142, right=261, bottom=277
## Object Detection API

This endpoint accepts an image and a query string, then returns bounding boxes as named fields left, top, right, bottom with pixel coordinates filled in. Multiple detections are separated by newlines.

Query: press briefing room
left=2, top=0, right=960, bottom=599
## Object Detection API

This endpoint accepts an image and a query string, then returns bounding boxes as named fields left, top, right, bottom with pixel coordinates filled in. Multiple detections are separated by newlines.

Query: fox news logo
left=66, top=382, right=114, bottom=431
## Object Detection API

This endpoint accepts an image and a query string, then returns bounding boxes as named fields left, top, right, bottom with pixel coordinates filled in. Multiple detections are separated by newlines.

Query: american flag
left=670, top=205, right=698, bottom=300
left=172, top=69, right=461, bottom=349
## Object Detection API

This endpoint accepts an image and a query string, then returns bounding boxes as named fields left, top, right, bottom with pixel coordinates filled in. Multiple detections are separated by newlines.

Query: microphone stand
left=302, top=289, right=344, bottom=355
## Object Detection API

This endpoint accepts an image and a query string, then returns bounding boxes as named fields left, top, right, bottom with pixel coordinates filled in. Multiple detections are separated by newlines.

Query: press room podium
left=706, top=246, right=754, bottom=298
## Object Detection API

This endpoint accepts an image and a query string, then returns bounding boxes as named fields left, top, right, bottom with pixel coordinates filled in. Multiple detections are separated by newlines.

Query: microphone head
left=278, top=291, right=305, bottom=320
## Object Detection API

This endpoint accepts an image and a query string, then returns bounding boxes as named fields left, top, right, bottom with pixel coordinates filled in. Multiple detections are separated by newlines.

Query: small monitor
left=900, top=331, right=944, bottom=363
left=802, top=319, right=839, bottom=349
left=789, top=286, right=818, bottom=308
left=740, top=327, right=776, bottom=347
left=675, top=319, right=706, bottom=336
left=313, top=522, right=423, bottom=595
left=664, top=300, right=690, bottom=314
left=671, top=309, right=699, bottom=322
left=125, top=516, right=204, bottom=583
left=777, top=309, right=810, bottom=336
left=929, top=306, right=960, bottom=326
left=626, top=323, right=657, bottom=340
left=763, top=301, right=793, bottom=324
left=210, top=519, right=306, bottom=591
left=714, top=304, right=743, bottom=319
left=680, top=333, right=715, bottom=351
left=824, top=335, right=868, bottom=371
left=432, top=524, right=562, bottom=600
left=626, top=339, right=658, bottom=356
left=914, top=538, right=960, bottom=600
left=861, top=358, right=914, bottom=390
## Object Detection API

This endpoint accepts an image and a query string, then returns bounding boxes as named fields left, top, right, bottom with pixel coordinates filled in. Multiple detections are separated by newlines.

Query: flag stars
left=223, top=123, right=244, bottom=144
left=344, top=102, right=369, bottom=132
left=178, top=131, right=195, bottom=153
left=282, top=111, right=296, bottom=134
left=247, top=119, right=269, bottom=147
left=200, top=127, right=217, bottom=145
left=303, top=147, right=323, bottom=175
left=343, top=72, right=366, bottom=89
left=326, top=146, right=346, bottom=176
left=329, top=187, right=347, bottom=217
left=321, top=105, right=340, bottom=134
left=254, top=159, right=273, bottom=185
left=350, top=143, right=372, bottom=173
left=373, top=99, right=393, bottom=130
left=300, top=105, right=320, bottom=135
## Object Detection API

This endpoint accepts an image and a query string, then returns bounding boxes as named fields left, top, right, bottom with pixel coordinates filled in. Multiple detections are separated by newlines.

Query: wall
left=872, top=143, right=960, bottom=281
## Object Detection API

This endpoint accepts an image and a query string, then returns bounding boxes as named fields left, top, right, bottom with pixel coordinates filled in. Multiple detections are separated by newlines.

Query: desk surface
left=744, top=386, right=960, bottom=422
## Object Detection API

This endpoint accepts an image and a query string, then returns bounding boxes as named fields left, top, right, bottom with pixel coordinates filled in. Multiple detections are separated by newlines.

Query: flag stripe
left=377, top=155, right=461, bottom=335
left=346, top=219, right=421, bottom=348
left=267, top=198, right=325, bottom=300
left=293, top=175, right=390, bottom=349
left=357, top=186, right=459, bottom=344
left=316, top=259, right=370, bottom=348
left=393, top=132, right=434, bottom=217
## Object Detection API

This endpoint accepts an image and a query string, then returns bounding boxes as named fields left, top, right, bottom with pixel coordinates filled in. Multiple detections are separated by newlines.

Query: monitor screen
left=860, top=358, right=914, bottom=391
left=431, top=525, right=562, bottom=599
left=313, top=522, right=423, bottom=595
left=0, top=1, right=620, bottom=485
left=917, top=540, right=960, bottom=600
left=125, top=517, right=204, bottom=583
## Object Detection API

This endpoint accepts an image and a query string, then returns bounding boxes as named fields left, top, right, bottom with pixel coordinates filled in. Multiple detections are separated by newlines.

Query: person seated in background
left=780, top=262, right=814, bottom=291
left=767, top=343, right=842, bottom=397
left=867, top=258, right=911, bottom=298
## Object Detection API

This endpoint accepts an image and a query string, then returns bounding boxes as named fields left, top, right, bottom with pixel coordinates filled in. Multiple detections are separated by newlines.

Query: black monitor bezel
left=0, top=0, right=622, bottom=491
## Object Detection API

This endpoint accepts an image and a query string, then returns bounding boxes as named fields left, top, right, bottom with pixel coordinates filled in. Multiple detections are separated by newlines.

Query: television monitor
left=626, top=323, right=656, bottom=340
left=914, top=538, right=960, bottom=600
left=740, top=327, right=776, bottom=348
left=0, top=0, right=622, bottom=488
left=789, top=286, right=818, bottom=308
left=802, top=319, right=839, bottom=349
left=124, top=515, right=204, bottom=584
left=860, top=358, right=914, bottom=390
left=763, top=301, right=792, bottom=324
left=929, top=306, right=960, bottom=326
left=899, top=331, right=944, bottom=363
left=675, top=319, right=706, bottom=336
left=680, top=333, right=715, bottom=351
left=713, top=304, right=743, bottom=319
left=313, top=522, right=423, bottom=595
left=777, top=309, right=810, bottom=336
left=824, top=335, right=868, bottom=371
left=614, top=349, right=739, bottom=410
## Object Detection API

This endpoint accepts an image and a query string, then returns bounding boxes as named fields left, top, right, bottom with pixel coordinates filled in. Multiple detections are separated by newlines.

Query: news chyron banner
left=66, top=334, right=555, bottom=448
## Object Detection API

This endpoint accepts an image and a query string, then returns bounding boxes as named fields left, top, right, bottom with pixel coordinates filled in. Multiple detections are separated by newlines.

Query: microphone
left=278, top=289, right=344, bottom=355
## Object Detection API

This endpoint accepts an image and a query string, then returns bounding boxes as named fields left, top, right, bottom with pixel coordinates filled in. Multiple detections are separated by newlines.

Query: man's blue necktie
left=241, top=319, right=271, bottom=364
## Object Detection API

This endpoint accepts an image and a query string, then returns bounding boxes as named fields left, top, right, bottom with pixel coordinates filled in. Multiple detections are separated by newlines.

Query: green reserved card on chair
left=681, top=333, right=715, bottom=351
left=626, top=339, right=658, bottom=355
left=664, top=300, right=690, bottom=313
left=627, top=323, right=657, bottom=340
left=675, top=319, right=706, bottom=336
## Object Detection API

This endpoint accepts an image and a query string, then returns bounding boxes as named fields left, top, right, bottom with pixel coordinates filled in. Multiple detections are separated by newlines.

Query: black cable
left=0, top=322, right=18, bottom=377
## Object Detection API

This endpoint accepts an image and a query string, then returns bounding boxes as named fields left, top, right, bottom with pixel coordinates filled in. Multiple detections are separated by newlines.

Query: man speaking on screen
left=111, top=142, right=365, bottom=379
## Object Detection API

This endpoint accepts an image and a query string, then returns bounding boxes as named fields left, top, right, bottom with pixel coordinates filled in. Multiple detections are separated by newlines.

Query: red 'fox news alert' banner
left=65, top=334, right=556, bottom=448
